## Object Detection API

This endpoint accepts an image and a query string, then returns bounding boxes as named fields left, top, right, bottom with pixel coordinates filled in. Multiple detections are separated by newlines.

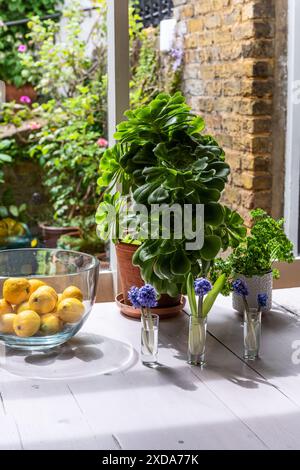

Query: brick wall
left=173, top=0, right=287, bottom=224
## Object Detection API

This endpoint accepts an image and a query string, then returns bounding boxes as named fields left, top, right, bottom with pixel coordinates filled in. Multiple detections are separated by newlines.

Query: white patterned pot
left=232, top=272, right=273, bottom=313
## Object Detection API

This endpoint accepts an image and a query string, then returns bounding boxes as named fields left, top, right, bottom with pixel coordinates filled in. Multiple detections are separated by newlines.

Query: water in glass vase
left=188, top=315, right=207, bottom=366
left=141, top=313, right=159, bottom=366
left=244, top=308, right=261, bottom=360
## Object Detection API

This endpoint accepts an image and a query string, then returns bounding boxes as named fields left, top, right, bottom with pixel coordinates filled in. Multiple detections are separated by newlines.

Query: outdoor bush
left=0, top=0, right=62, bottom=87
left=19, top=0, right=107, bottom=100
left=29, top=91, right=106, bottom=228
left=0, top=0, right=183, bottom=254
left=1, top=1, right=107, bottom=227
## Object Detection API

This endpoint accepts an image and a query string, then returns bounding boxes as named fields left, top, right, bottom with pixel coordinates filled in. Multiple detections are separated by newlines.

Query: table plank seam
left=67, top=383, right=107, bottom=448
left=189, top=367, right=270, bottom=450
left=112, top=434, right=123, bottom=450
left=272, top=301, right=300, bottom=319
left=159, top=320, right=276, bottom=448
left=187, top=304, right=300, bottom=416
left=207, top=330, right=267, bottom=381
left=12, top=417, right=24, bottom=450
left=0, top=391, right=6, bottom=415
left=208, top=322, right=300, bottom=412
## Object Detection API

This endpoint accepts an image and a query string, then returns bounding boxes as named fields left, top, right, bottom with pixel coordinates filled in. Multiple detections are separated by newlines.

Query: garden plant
left=0, top=0, right=182, bottom=254
left=96, top=92, right=246, bottom=298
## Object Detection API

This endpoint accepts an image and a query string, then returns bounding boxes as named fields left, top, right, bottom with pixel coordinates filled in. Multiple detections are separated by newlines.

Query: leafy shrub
left=0, top=0, right=62, bottom=86
left=210, top=209, right=295, bottom=295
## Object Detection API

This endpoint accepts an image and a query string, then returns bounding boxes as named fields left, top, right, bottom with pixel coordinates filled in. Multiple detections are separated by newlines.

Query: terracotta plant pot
left=5, top=83, right=37, bottom=103
left=39, top=223, right=80, bottom=249
left=115, top=242, right=183, bottom=318
left=116, top=293, right=186, bottom=319
left=232, top=271, right=273, bottom=313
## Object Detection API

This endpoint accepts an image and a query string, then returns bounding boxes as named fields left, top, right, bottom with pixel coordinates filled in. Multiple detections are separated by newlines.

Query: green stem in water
left=197, top=295, right=203, bottom=318
left=189, top=295, right=206, bottom=356
left=244, top=297, right=258, bottom=351
left=141, top=307, right=154, bottom=355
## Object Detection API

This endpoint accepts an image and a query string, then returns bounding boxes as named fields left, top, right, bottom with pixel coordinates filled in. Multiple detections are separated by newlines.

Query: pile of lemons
left=0, top=278, right=85, bottom=337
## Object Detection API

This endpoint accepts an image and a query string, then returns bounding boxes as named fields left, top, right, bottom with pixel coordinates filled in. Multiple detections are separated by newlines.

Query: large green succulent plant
left=96, top=92, right=246, bottom=297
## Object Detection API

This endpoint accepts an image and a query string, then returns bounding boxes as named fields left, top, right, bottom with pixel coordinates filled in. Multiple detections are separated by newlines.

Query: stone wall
left=173, top=0, right=287, bottom=224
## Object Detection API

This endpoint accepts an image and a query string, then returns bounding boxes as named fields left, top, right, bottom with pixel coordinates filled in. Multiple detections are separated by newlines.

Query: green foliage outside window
left=0, top=0, right=63, bottom=87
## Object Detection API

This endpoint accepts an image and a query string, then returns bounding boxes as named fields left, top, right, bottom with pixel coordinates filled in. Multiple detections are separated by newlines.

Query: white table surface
left=1, top=288, right=300, bottom=450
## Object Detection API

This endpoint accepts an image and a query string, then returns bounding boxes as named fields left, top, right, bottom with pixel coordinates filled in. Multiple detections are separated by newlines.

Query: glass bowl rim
left=0, top=247, right=100, bottom=279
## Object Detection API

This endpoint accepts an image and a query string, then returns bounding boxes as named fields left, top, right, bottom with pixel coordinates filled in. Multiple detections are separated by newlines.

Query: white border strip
left=285, top=0, right=300, bottom=255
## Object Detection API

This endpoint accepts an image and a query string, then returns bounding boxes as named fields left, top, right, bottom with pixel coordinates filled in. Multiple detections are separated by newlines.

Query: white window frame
left=106, top=0, right=129, bottom=294
left=285, top=0, right=300, bottom=256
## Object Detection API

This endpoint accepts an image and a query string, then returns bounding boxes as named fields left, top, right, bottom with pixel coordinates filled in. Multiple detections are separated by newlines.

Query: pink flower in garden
left=29, top=121, right=41, bottom=130
left=18, top=44, right=27, bottom=53
left=97, top=137, right=108, bottom=148
left=20, top=95, right=31, bottom=104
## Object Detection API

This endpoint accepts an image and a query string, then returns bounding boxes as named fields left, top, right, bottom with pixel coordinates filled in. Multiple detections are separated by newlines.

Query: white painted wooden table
left=0, top=288, right=300, bottom=450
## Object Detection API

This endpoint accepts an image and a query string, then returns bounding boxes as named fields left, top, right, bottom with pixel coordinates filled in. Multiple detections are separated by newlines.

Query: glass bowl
left=0, top=248, right=99, bottom=350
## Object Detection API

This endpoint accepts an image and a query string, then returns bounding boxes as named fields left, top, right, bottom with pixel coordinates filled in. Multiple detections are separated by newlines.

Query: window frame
left=285, top=0, right=300, bottom=257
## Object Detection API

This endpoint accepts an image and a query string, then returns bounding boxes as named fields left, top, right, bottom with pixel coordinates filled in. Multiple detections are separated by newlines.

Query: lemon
left=0, top=221, right=7, bottom=239
left=3, top=278, right=31, bottom=305
left=29, top=286, right=57, bottom=315
left=40, top=314, right=63, bottom=335
left=57, top=298, right=85, bottom=323
left=28, top=279, right=46, bottom=296
left=0, top=313, right=17, bottom=334
left=62, top=286, right=83, bottom=302
left=0, top=298, right=14, bottom=315
left=57, top=293, right=63, bottom=303
left=16, top=301, right=31, bottom=314
left=13, top=310, right=41, bottom=337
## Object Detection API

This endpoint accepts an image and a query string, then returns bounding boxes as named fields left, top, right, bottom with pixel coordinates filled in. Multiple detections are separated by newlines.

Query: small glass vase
left=188, top=315, right=207, bottom=366
left=141, top=312, right=159, bottom=366
left=243, top=308, right=261, bottom=360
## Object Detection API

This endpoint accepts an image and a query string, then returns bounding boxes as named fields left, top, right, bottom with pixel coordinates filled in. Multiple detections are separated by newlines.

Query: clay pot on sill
left=5, top=83, right=37, bottom=103
left=115, top=241, right=185, bottom=319
left=39, top=223, right=80, bottom=249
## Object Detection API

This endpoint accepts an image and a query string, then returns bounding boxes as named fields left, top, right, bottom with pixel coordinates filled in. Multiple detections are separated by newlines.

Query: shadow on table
left=208, top=305, right=300, bottom=382
left=1, top=333, right=138, bottom=380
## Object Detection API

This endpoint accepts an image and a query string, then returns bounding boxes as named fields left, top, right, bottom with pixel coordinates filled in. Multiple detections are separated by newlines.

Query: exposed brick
left=183, top=63, right=200, bottom=79
left=238, top=99, right=272, bottom=116
left=242, top=0, right=275, bottom=21
left=205, top=14, right=222, bottom=29
left=242, top=117, right=272, bottom=134
left=223, top=80, right=241, bottom=96
left=242, top=172, right=272, bottom=190
left=188, top=18, right=203, bottom=33
left=242, top=154, right=271, bottom=171
left=174, top=0, right=277, bottom=217
left=182, top=3, right=194, bottom=18
left=185, top=78, right=204, bottom=96
left=241, top=189, right=272, bottom=210
left=242, top=39, right=274, bottom=58
left=184, top=33, right=198, bottom=49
